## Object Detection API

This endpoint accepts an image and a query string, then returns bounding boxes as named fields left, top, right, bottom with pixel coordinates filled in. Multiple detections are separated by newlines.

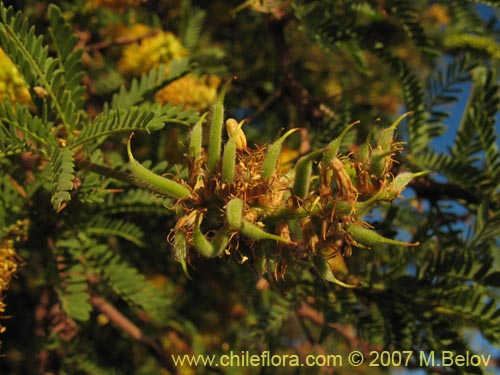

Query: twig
left=84, top=30, right=159, bottom=52
left=89, top=294, right=179, bottom=374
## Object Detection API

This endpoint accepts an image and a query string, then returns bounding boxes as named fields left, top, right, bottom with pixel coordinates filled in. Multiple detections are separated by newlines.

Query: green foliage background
left=0, top=0, right=499, bottom=374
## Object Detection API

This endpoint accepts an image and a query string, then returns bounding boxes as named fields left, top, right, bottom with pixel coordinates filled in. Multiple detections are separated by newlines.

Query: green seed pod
left=221, top=121, right=244, bottom=183
left=261, top=128, right=299, bottom=179
left=211, top=229, right=231, bottom=255
left=321, top=121, right=359, bottom=164
left=358, top=128, right=374, bottom=162
left=193, top=214, right=214, bottom=257
left=369, top=148, right=394, bottom=179
left=127, top=134, right=191, bottom=199
left=189, top=112, right=207, bottom=160
left=240, top=219, right=291, bottom=243
left=174, top=231, right=191, bottom=278
left=377, top=112, right=411, bottom=152
left=378, top=171, right=430, bottom=201
left=292, top=149, right=326, bottom=199
left=345, top=223, right=420, bottom=248
left=226, top=197, right=244, bottom=229
left=312, top=255, right=357, bottom=288
left=207, top=81, right=231, bottom=173
left=193, top=214, right=229, bottom=258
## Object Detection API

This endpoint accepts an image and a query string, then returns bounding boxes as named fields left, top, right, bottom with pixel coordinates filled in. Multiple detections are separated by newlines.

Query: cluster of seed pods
left=128, top=85, right=425, bottom=286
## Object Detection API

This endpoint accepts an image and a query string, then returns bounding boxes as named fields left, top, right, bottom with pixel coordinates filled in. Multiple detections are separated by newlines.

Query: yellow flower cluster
left=0, top=48, right=31, bottom=105
left=0, top=221, right=26, bottom=337
left=117, top=26, right=188, bottom=76
left=115, top=24, right=221, bottom=110
left=155, top=74, right=221, bottom=111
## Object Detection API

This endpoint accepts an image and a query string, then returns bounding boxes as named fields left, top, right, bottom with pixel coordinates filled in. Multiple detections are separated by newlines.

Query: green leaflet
left=127, top=134, right=191, bottom=199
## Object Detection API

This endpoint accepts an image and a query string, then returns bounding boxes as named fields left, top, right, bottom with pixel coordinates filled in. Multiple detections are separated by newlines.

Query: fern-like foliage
left=180, top=1, right=207, bottom=52
left=0, top=100, right=52, bottom=147
left=104, top=189, right=167, bottom=215
left=425, top=55, right=478, bottom=125
left=293, top=1, right=356, bottom=48
left=111, top=64, right=167, bottom=110
left=50, top=146, right=75, bottom=210
left=0, top=4, right=82, bottom=130
left=414, top=67, right=500, bottom=200
left=0, top=112, right=30, bottom=157
left=370, top=47, right=439, bottom=152
left=47, top=4, right=85, bottom=121
left=86, top=217, right=145, bottom=247
left=388, top=0, right=434, bottom=52
left=447, top=0, right=487, bottom=33
left=70, top=103, right=199, bottom=149
left=56, top=260, right=92, bottom=322
left=111, top=58, right=191, bottom=110
left=84, top=242, right=170, bottom=321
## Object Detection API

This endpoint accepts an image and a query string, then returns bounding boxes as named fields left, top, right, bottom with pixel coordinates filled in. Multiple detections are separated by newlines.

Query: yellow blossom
left=118, top=28, right=188, bottom=76
left=155, top=74, right=221, bottom=111
left=0, top=221, right=27, bottom=340
left=0, top=48, right=31, bottom=105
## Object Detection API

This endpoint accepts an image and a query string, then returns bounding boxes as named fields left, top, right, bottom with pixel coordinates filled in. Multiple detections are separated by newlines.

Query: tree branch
left=89, top=295, right=178, bottom=374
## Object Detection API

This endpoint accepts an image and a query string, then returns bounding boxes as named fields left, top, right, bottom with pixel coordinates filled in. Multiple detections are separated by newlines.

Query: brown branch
left=89, top=295, right=178, bottom=374
left=408, top=176, right=480, bottom=205
left=296, top=302, right=380, bottom=355
left=83, top=30, right=160, bottom=52
left=75, top=158, right=137, bottom=185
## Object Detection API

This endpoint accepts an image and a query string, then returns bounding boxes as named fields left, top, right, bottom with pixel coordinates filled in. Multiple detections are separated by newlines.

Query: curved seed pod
left=127, top=134, right=191, bottom=199
left=225, top=118, right=247, bottom=151
left=378, top=171, right=430, bottom=201
left=321, top=121, right=359, bottom=164
left=226, top=197, right=244, bottom=229
left=378, top=112, right=411, bottom=152
left=189, top=112, right=207, bottom=160
left=312, top=255, right=357, bottom=288
left=345, top=223, right=420, bottom=248
left=174, top=231, right=191, bottom=278
left=207, top=80, right=231, bottom=173
left=211, top=229, right=231, bottom=255
left=262, top=128, right=300, bottom=179
left=240, top=219, right=292, bottom=243
left=222, top=121, right=244, bottom=183
left=358, top=127, right=374, bottom=162
left=292, top=149, right=326, bottom=199
left=193, top=214, right=229, bottom=258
